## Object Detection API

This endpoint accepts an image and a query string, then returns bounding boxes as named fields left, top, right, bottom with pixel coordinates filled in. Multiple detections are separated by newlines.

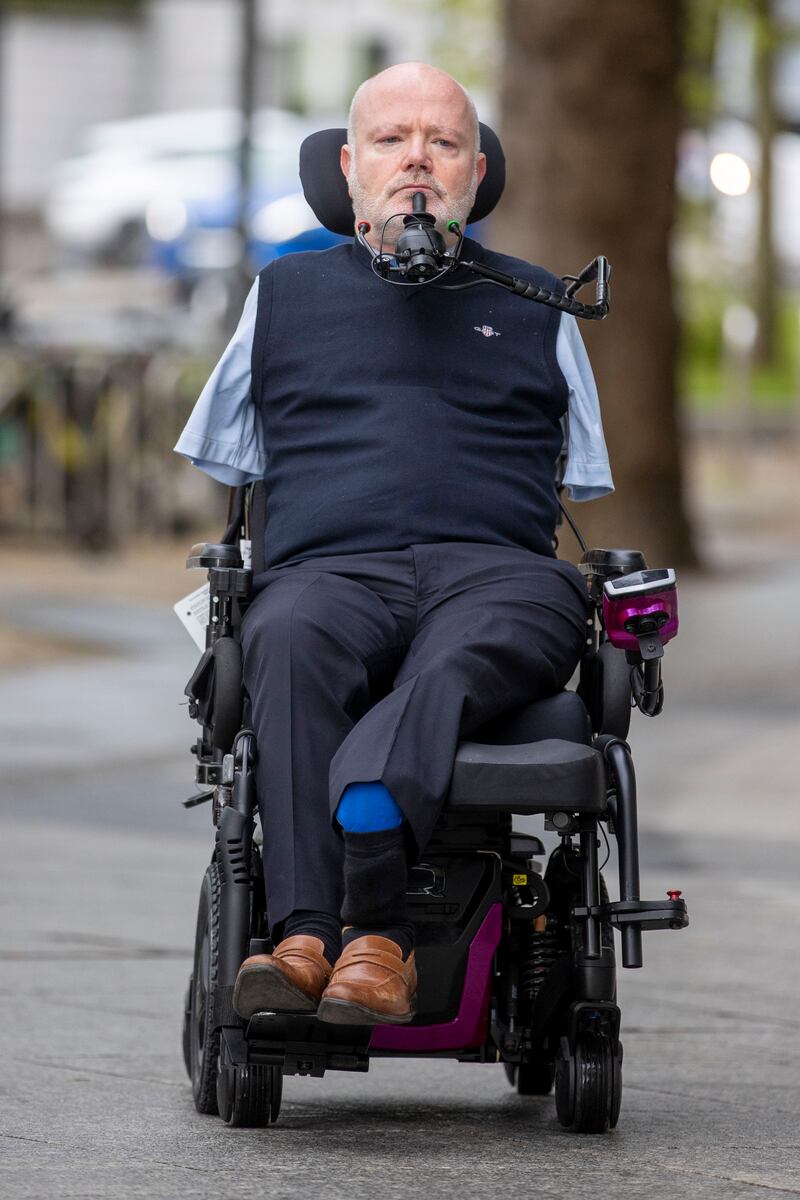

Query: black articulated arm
left=452, top=252, right=610, bottom=320
left=356, top=191, right=610, bottom=321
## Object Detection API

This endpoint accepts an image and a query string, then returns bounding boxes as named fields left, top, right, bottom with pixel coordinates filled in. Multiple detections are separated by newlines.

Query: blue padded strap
left=335, top=781, right=404, bottom=833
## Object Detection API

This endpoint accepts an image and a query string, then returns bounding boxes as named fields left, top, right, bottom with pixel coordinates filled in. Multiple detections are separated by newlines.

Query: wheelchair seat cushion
left=470, top=690, right=591, bottom=747
left=447, top=738, right=606, bottom=814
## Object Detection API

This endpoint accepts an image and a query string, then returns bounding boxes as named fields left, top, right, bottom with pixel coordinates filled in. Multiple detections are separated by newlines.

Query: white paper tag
left=239, top=538, right=252, bottom=569
left=174, top=583, right=210, bottom=651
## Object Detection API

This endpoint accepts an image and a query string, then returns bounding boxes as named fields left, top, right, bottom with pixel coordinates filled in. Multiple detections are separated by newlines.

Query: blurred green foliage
left=418, top=0, right=500, bottom=95
left=679, top=283, right=800, bottom=408
left=682, top=0, right=800, bottom=127
left=681, top=0, right=727, bottom=125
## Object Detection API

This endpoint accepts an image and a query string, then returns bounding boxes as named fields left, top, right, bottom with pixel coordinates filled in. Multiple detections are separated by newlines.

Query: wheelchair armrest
left=579, top=548, right=647, bottom=604
left=187, top=542, right=243, bottom=570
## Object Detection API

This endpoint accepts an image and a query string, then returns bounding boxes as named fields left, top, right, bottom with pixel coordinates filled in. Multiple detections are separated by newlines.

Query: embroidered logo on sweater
left=474, top=324, right=501, bottom=338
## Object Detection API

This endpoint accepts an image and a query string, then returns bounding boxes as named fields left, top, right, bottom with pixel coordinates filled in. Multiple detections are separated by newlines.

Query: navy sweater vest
left=251, top=237, right=568, bottom=569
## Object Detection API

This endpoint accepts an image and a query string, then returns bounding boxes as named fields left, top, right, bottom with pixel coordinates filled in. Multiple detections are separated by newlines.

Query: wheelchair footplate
left=241, top=1015, right=372, bottom=1077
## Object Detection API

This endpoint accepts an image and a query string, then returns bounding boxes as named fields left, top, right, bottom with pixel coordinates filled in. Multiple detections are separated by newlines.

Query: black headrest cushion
left=299, top=123, right=506, bottom=237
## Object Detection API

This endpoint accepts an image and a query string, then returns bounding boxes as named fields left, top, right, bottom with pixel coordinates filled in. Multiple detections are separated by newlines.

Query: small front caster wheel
left=555, top=1032, right=622, bottom=1133
left=218, top=1063, right=283, bottom=1127
left=189, top=863, right=221, bottom=1114
left=504, top=1057, right=555, bottom=1095
left=518, top=1057, right=556, bottom=1095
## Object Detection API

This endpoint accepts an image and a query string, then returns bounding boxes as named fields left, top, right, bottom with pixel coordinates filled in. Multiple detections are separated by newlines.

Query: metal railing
left=0, top=345, right=223, bottom=549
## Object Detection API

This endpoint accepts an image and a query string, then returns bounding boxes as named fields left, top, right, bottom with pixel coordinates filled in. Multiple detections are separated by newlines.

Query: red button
left=667, top=889, right=683, bottom=900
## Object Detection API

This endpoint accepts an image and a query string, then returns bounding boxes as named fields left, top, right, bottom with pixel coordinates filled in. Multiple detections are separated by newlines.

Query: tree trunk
left=494, top=0, right=698, bottom=567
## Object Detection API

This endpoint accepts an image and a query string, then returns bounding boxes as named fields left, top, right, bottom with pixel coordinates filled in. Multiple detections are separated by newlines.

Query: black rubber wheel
left=209, top=637, right=243, bottom=752
left=189, top=862, right=221, bottom=1114
left=218, top=1063, right=283, bottom=1128
left=555, top=1031, right=622, bottom=1134
left=216, top=1063, right=234, bottom=1123
left=181, top=977, right=193, bottom=1079
left=518, top=1057, right=556, bottom=1096
left=504, top=1058, right=555, bottom=1095
left=609, top=1038, right=623, bottom=1129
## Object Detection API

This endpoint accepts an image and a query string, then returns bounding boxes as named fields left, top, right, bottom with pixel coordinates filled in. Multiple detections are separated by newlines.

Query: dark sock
left=342, top=923, right=415, bottom=961
left=341, top=826, right=414, bottom=959
left=280, top=909, right=342, bottom=967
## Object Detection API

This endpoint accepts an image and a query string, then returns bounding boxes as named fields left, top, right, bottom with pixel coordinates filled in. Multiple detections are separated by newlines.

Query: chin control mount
left=356, top=190, right=610, bottom=319
left=394, top=192, right=447, bottom=280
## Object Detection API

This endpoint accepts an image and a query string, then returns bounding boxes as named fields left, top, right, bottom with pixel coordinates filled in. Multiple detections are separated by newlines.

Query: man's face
left=341, top=69, right=486, bottom=247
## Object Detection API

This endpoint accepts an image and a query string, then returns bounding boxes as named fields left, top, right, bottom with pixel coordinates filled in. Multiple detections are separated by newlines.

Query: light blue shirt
left=175, top=275, right=614, bottom=501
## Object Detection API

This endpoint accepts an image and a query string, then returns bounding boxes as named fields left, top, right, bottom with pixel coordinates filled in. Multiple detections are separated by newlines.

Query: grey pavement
left=0, top=550, right=798, bottom=1198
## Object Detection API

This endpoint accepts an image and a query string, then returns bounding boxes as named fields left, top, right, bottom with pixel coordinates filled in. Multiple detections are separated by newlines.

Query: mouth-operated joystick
left=394, top=191, right=446, bottom=280
left=355, top=189, right=610, bottom=320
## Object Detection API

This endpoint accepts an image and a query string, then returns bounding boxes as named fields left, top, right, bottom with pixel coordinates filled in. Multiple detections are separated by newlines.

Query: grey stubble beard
left=347, top=157, right=479, bottom=248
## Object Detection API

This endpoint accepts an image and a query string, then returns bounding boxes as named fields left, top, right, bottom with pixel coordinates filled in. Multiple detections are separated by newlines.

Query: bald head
left=347, top=63, right=480, bottom=157
left=341, top=62, right=486, bottom=248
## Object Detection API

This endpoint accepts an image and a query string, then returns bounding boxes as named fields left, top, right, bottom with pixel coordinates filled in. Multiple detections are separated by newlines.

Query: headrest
left=299, top=123, right=506, bottom=237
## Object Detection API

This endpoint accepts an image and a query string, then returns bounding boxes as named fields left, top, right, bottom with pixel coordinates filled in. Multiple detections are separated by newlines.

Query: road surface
left=0, top=547, right=797, bottom=1198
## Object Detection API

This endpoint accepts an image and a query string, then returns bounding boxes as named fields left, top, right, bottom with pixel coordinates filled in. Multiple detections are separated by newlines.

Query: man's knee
left=241, top=572, right=401, bottom=724
left=242, top=574, right=336, bottom=656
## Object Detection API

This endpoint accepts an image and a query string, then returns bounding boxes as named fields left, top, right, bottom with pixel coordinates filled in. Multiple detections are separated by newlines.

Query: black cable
left=369, top=257, right=454, bottom=289
left=432, top=277, right=499, bottom=291
left=557, top=495, right=588, bottom=554
left=630, top=664, right=664, bottom=717
left=599, top=821, right=611, bottom=872
left=232, top=727, right=257, bottom=752
left=562, top=844, right=582, bottom=880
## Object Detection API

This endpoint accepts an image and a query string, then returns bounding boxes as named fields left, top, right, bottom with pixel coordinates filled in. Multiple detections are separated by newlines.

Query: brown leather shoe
left=316, top=935, right=417, bottom=1026
left=232, top=935, right=332, bottom=1018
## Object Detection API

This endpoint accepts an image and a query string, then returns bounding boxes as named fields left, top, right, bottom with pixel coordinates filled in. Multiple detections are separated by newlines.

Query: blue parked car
left=147, top=180, right=347, bottom=280
left=46, top=108, right=347, bottom=275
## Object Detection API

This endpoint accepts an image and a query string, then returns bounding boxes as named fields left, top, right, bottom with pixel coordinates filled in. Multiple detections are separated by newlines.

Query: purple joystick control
left=602, top=568, right=679, bottom=653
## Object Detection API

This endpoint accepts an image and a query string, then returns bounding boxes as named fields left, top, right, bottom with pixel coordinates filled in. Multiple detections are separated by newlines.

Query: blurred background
left=0, top=0, right=798, bottom=569
left=1, top=3, right=798, bottom=1194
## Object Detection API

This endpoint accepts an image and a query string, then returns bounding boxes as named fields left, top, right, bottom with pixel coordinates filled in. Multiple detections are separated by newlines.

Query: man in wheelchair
left=174, top=63, right=687, bottom=1133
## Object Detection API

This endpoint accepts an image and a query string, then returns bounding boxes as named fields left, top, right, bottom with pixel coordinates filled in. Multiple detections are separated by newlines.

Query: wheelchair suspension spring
left=519, top=919, right=561, bottom=1009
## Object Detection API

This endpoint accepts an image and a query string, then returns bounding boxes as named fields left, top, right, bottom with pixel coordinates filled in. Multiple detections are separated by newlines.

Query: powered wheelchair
left=178, top=124, right=688, bottom=1135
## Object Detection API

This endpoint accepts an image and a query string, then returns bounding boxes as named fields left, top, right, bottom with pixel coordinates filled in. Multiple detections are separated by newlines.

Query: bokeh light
left=709, top=151, right=752, bottom=196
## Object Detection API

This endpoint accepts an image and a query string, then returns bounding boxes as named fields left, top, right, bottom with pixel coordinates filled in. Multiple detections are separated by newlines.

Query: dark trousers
left=240, top=541, right=591, bottom=933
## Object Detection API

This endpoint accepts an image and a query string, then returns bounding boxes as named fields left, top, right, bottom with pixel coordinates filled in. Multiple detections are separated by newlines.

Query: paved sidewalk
left=0, top=541, right=798, bottom=1197
left=1, top=813, right=797, bottom=1199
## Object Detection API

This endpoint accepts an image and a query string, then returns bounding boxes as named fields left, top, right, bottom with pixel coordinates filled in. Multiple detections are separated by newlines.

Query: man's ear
left=476, top=151, right=487, bottom=187
left=340, top=143, right=351, bottom=190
